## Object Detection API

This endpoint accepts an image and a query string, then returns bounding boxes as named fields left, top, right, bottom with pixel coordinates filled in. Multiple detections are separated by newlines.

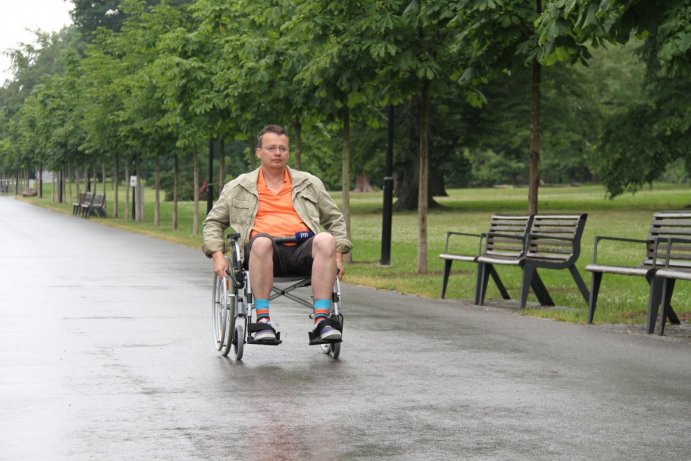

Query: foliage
left=1, top=0, right=689, bottom=211
left=538, top=0, right=691, bottom=197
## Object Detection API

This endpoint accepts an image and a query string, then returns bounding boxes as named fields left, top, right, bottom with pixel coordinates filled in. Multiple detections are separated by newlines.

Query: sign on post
left=129, top=176, right=137, bottom=187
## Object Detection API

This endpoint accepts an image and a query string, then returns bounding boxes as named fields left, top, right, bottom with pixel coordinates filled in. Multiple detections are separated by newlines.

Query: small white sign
left=129, top=176, right=137, bottom=187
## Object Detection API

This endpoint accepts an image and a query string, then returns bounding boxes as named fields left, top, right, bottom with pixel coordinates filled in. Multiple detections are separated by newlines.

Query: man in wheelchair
left=202, top=124, right=352, bottom=343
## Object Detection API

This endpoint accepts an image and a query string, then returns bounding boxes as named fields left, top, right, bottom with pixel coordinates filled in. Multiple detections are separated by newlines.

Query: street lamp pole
left=380, top=104, right=394, bottom=266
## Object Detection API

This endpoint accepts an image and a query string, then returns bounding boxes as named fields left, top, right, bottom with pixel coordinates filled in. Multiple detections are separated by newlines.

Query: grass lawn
left=19, top=181, right=691, bottom=326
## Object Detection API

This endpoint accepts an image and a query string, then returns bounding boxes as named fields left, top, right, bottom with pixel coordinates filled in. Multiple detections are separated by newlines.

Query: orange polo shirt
left=251, top=169, right=309, bottom=239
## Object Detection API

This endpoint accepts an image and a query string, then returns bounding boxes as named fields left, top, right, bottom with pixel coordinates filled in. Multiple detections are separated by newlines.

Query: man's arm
left=202, top=185, right=231, bottom=258
left=314, top=180, right=353, bottom=255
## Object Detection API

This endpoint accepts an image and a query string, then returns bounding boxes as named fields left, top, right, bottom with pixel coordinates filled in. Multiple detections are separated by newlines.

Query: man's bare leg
left=310, top=233, right=341, bottom=340
left=249, top=236, right=275, bottom=340
left=311, top=233, right=337, bottom=299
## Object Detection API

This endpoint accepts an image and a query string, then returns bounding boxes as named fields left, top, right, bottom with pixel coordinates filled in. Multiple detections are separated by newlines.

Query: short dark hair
left=257, top=124, right=288, bottom=147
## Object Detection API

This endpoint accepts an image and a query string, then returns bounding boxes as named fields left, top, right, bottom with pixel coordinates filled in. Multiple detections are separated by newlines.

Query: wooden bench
left=476, top=213, right=589, bottom=308
left=440, top=214, right=533, bottom=299
left=651, top=233, right=691, bottom=334
left=84, top=193, right=106, bottom=218
left=586, top=211, right=691, bottom=333
left=78, top=192, right=94, bottom=217
left=72, top=192, right=87, bottom=215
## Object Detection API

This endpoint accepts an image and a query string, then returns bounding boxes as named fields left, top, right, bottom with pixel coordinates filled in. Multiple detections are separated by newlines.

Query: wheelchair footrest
left=247, top=337, right=282, bottom=346
left=247, top=322, right=282, bottom=345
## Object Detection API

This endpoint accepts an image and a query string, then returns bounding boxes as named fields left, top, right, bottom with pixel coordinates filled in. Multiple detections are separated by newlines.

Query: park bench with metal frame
left=77, top=192, right=94, bottom=217
left=440, top=214, right=533, bottom=300
left=586, top=211, right=691, bottom=333
left=72, top=192, right=87, bottom=215
left=475, top=213, right=590, bottom=308
left=649, top=235, right=691, bottom=335
left=84, top=193, right=106, bottom=218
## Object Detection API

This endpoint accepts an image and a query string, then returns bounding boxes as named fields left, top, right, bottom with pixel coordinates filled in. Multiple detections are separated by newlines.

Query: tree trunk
left=354, top=174, right=373, bottom=192
left=74, top=165, right=80, bottom=200
left=114, top=153, right=119, bottom=218
left=101, top=160, right=106, bottom=197
left=124, top=161, right=130, bottom=220
left=341, top=106, right=352, bottom=264
left=173, top=153, right=178, bottom=230
left=91, top=160, right=96, bottom=194
left=417, top=80, right=430, bottom=274
left=429, top=168, right=447, bottom=197
left=154, top=155, right=160, bottom=226
left=249, top=137, right=257, bottom=170
left=219, top=137, right=225, bottom=192
left=136, top=152, right=143, bottom=222
left=193, top=151, right=200, bottom=236
left=293, top=119, right=302, bottom=170
left=528, top=1, right=542, bottom=215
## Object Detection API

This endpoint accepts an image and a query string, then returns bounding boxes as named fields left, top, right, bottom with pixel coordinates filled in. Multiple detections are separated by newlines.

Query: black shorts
left=247, top=235, right=314, bottom=277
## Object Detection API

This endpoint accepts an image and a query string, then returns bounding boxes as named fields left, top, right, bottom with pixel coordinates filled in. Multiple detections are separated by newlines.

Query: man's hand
left=212, top=251, right=229, bottom=278
left=336, top=252, right=345, bottom=280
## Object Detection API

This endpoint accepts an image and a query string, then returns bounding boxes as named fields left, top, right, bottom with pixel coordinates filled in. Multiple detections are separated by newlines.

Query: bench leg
left=657, top=279, right=671, bottom=335
left=441, top=259, right=453, bottom=299
left=519, top=264, right=533, bottom=308
left=568, top=265, right=590, bottom=305
left=657, top=279, right=680, bottom=335
left=488, top=266, right=511, bottom=300
left=587, top=272, right=603, bottom=324
left=475, top=262, right=491, bottom=305
left=521, top=266, right=554, bottom=308
left=646, top=277, right=664, bottom=334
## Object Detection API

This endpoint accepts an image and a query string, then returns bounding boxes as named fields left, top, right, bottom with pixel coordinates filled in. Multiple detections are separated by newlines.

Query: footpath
left=1, top=196, right=690, bottom=460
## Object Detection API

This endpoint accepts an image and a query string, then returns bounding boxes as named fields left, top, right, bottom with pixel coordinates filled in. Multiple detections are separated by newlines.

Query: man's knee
left=312, top=233, right=336, bottom=258
left=250, top=236, right=274, bottom=258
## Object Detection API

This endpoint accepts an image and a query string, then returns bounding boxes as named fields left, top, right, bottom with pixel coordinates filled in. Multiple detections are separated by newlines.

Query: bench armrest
left=652, top=236, right=691, bottom=268
left=591, top=235, right=648, bottom=264
left=444, top=231, right=483, bottom=255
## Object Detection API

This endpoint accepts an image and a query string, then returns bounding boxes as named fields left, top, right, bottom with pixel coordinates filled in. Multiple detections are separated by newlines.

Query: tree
left=537, top=0, right=691, bottom=196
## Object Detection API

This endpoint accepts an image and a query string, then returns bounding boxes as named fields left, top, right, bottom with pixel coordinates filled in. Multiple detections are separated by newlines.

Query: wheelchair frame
left=212, top=233, right=343, bottom=360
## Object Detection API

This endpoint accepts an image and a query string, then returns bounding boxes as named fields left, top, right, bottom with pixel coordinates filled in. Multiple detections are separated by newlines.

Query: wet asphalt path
left=1, top=196, right=691, bottom=460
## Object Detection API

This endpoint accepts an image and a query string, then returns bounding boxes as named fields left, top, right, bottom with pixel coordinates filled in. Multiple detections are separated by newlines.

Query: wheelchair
left=212, top=233, right=344, bottom=360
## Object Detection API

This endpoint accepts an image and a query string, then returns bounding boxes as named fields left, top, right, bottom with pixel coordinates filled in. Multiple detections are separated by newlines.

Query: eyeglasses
left=261, top=145, right=289, bottom=154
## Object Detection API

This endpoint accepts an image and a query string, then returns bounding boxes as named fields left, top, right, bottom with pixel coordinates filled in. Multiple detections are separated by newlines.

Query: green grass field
left=19, top=180, right=691, bottom=326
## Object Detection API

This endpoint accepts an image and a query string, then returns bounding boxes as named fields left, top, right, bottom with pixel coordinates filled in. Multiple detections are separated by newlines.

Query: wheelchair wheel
left=233, top=322, right=245, bottom=360
left=330, top=342, right=341, bottom=359
left=212, top=272, right=236, bottom=356
left=320, top=341, right=341, bottom=359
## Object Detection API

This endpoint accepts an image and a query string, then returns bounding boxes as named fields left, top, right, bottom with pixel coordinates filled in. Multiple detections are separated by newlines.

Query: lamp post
left=380, top=104, right=394, bottom=266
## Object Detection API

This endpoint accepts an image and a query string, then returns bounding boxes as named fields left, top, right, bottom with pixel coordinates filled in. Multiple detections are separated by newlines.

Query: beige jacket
left=202, top=166, right=352, bottom=259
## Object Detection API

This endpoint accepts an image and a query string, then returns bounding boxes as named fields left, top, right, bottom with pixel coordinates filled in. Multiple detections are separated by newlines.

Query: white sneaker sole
left=319, top=327, right=342, bottom=341
left=254, top=331, right=276, bottom=341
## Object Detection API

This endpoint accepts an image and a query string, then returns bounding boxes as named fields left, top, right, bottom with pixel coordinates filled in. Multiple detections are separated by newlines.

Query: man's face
left=256, top=132, right=289, bottom=171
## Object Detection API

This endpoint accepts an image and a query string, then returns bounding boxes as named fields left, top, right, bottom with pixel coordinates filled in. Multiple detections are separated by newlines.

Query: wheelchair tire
left=330, top=342, right=341, bottom=359
left=233, top=323, right=244, bottom=360
left=212, top=272, right=236, bottom=356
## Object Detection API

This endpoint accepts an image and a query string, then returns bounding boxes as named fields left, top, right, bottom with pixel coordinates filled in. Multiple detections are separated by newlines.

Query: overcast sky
left=0, top=0, right=73, bottom=84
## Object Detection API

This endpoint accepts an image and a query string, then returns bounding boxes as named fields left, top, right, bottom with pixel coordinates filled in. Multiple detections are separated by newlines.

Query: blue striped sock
left=313, top=299, right=332, bottom=323
left=255, top=298, right=270, bottom=321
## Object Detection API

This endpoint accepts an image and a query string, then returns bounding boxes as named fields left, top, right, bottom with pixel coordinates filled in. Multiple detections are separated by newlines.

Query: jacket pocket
left=231, top=198, right=250, bottom=225
left=299, top=190, right=320, bottom=222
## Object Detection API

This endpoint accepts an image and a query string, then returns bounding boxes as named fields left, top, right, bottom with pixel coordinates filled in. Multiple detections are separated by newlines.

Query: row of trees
left=0, top=0, right=689, bottom=272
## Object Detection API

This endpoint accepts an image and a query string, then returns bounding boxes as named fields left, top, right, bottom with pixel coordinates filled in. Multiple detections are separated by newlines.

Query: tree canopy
left=0, top=0, right=689, bottom=270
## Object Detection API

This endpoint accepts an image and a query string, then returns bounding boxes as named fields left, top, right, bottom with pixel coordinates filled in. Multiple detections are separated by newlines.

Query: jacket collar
left=239, top=166, right=309, bottom=192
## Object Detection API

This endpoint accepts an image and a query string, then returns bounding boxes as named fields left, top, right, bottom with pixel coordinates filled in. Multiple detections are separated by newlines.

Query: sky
left=0, top=0, right=73, bottom=83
